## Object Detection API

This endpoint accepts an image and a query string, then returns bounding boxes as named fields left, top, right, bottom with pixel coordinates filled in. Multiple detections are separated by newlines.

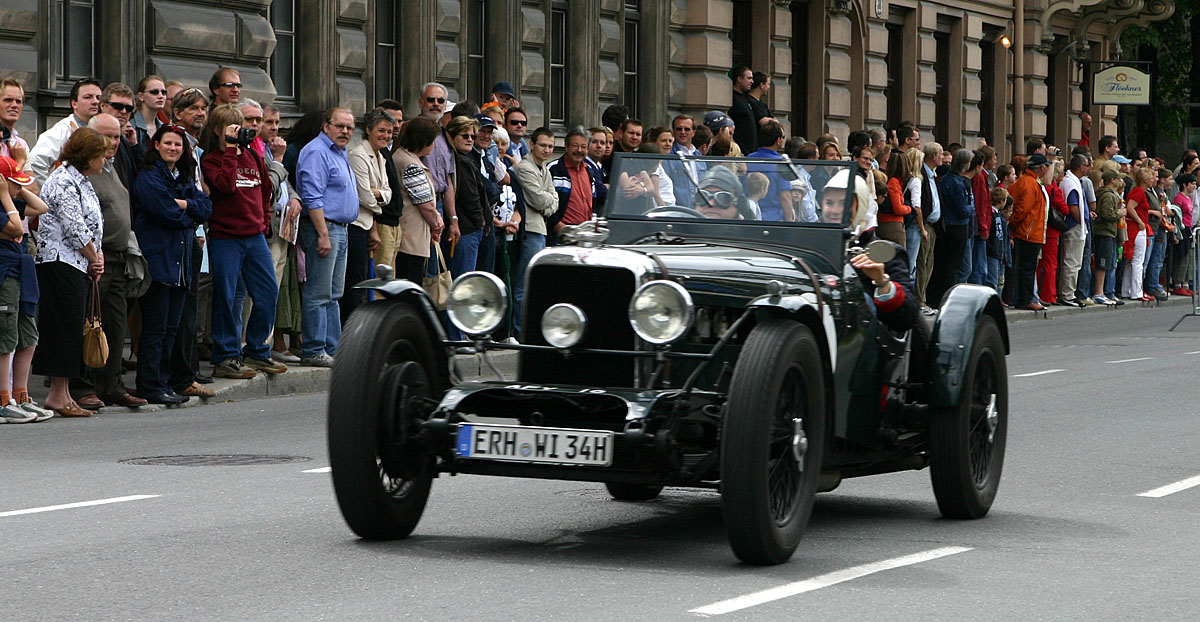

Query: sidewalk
left=24, top=292, right=1200, bottom=415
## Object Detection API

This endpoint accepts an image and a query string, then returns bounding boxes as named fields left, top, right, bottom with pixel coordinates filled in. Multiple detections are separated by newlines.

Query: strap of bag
left=89, top=279, right=102, bottom=322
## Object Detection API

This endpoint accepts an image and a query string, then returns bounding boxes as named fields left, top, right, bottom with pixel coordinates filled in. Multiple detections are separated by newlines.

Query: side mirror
left=865, top=239, right=896, bottom=264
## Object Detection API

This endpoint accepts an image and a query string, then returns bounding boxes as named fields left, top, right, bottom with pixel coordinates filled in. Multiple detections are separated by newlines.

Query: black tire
left=720, top=319, right=826, bottom=565
left=328, top=301, right=445, bottom=539
left=929, top=316, right=1008, bottom=519
left=604, top=482, right=664, bottom=501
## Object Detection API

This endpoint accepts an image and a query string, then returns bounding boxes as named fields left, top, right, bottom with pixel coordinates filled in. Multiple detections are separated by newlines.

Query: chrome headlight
left=541, top=303, right=587, bottom=348
left=629, top=280, right=694, bottom=345
left=447, top=272, right=507, bottom=336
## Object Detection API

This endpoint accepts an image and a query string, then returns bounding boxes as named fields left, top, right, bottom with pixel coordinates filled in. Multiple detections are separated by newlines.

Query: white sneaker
left=272, top=350, right=301, bottom=363
left=14, top=399, right=54, bottom=422
left=0, top=404, right=37, bottom=424
left=501, top=337, right=519, bottom=345
left=300, top=353, right=335, bottom=368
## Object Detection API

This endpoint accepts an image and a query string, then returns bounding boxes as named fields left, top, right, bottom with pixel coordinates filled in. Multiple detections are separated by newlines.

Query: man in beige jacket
left=512, top=127, right=558, bottom=339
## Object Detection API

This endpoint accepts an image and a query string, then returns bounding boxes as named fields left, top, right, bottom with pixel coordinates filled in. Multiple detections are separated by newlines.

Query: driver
left=693, top=166, right=756, bottom=220
left=823, top=173, right=919, bottom=332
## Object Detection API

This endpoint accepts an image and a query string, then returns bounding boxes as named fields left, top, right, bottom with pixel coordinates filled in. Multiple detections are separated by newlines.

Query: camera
left=1050, top=147, right=1061, bottom=157
left=1, top=125, right=11, bottom=143
left=225, top=127, right=256, bottom=148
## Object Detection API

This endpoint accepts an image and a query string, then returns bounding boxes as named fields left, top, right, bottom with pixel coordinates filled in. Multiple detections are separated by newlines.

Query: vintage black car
left=327, top=153, right=1009, bottom=565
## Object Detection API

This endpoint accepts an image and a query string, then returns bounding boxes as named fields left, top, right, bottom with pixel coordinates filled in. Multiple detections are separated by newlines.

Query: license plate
left=455, top=423, right=614, bottom=467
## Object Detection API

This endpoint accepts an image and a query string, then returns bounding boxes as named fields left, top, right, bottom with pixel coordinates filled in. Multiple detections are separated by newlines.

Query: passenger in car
left=693, top=166, right=756, bottom=220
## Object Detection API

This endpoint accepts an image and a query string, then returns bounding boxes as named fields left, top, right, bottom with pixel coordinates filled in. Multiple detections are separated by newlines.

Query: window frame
left=53, top=0, right=96, bottom=82
left=269, top=0, right=298, bottom=105
left=622, top=2, right=641, bottom=118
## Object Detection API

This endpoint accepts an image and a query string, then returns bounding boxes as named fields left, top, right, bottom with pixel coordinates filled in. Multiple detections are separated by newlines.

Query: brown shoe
left=103, top=393, right=148, bottom=408
left=54, top=404, right=96, bottom=417
left=76, top=394, right=104, bottom=410
left=180, top=382, right=216, bottom=398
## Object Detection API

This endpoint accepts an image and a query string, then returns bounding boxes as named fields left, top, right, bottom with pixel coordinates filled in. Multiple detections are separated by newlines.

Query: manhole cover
left=120, top=454, right=312, bottom=467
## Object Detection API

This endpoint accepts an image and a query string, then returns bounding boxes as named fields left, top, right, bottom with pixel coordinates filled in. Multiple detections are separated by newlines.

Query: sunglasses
left=507, top=119, right=527, bottom=126
left=104, top=101, right=135, bottom=113
left=673, top=126, right=694, bottom=132
left=218, top=82, right=243, bottom=89
left=697, top=189, right=735, bottom=208
left=425, top=97, right=446, bottom=104
left=144, top=89, right=167, bottom=96
left=457, top=134, right=476, bottom=140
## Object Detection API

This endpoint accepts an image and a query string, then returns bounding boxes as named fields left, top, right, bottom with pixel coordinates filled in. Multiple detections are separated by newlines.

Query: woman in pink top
left=1170, top=172, right=1196, bottom=295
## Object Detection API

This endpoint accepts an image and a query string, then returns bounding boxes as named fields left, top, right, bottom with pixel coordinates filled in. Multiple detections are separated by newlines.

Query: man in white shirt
left=28, top=78, right=103, bottom=184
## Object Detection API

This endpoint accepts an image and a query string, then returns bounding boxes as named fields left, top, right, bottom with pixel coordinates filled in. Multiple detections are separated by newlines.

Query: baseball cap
left=1112, top=154, right=1132, bottom=164
left=491, top=81, right=516, bottom=97
left=703, top=111, right=734, bottom=132
left=1027, top=153, right=1050, bottom=168
left=0, top=156, right=33, bottom=186
left=474, top=114, right=497, bottom=129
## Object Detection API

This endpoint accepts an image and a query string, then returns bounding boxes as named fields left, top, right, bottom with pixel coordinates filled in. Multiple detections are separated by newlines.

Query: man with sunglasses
left=668, top=114, right=706, bottom=193
left=209, top=67, right=242, bottom=106
left=418, top=82, right=460, bottom=248
left=28, top=78, right=102, bottom=184
left=504, top=108, right=530, bottom=160
left=99, top=82, right=144, bottom=189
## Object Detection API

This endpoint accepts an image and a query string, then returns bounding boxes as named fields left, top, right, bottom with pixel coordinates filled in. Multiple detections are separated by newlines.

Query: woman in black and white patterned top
left=31, top=127, right=108, bottom=417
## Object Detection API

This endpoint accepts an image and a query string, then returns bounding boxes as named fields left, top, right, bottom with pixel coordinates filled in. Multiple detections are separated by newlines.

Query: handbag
left=1048, top=205, right=1070, bottom=232
left=422, top=243, right=452, bottom=311
left=82, top=279, right=109, bottom=368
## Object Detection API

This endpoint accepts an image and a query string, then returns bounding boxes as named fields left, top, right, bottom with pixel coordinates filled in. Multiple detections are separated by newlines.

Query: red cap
left=0, top=156, right=32, bottom=186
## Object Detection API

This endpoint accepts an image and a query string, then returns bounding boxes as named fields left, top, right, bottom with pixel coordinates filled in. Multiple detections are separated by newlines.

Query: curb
left=1003, top=294, right=1197, bottom=324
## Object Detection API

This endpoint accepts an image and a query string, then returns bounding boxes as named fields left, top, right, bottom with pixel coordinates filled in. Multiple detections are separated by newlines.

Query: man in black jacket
left=728, top=66, right=757, bottom=155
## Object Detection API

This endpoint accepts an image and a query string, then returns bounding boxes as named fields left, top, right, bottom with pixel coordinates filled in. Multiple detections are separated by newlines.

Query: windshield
left=604, top=153, right=860, bottom=226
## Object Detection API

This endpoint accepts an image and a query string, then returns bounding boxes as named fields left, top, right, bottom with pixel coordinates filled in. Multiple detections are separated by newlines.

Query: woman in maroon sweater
left=198, top=103, right=286, bottom=379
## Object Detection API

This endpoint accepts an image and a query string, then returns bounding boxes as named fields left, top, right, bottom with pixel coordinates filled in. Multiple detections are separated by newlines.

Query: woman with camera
left=199, top=103, right=285, bottom=380
left=133, top=124, right=212, bottom=404
left=31, top=128, right=108, bottom=417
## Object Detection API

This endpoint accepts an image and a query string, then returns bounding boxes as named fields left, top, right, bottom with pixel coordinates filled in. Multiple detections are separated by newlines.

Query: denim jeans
left=1145, top=227, right=1168, bottom=293
left=512, top=231, right=546, bottom=338
left=298, top=220, right=348, bottom=358
left=449, top=229, right=483, bottom=278
left=968, top=237, right=989, bottom=285
left=904, top=223, right=922, bottom=279
left=1076, top=224, right=1093, bottom=300
left=476, top=226, right=496, bottom=273
left=209, top=234, right=277, bottom=363
left=137, top=281, right=187, bottom=396
left=955, top=236, right=973, bottom=284
left=986, top=257, right=1003, bottom=293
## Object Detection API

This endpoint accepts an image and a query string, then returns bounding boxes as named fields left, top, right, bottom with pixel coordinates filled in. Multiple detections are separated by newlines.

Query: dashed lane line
left=1105, top=357, right=1154, bottom=364
left=0, top=495, right=160, bottom=518
left=302, top=467, right=332, bottom=473
left=1137, top=474, right=1200, bottom=498
left=689, top=546, right=973, bottom=616
left=1012, top=369, right=1065, bottom=377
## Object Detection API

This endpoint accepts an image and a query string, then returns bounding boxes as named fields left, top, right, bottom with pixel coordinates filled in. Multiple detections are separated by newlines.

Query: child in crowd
left=745, top=172, right=768, bottom=220
left=1093, top=168, right=1127, bottom=305
left=986, top=187, right=1011, bottom=296
left=1170, top=173, right=1195, bottom=295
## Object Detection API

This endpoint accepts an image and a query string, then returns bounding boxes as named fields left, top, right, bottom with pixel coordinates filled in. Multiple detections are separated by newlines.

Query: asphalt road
left=2, top=305, right=1199, bottom=621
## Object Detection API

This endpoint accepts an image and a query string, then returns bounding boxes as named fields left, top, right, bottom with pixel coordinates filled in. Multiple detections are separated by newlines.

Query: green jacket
left=1094, top=185, right=1122, bottom=238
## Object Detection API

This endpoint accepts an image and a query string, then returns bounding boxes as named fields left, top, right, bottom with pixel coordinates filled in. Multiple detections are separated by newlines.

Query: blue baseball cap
left=491, top=81, right=516, bottom=97
left=703, top=111, right=734, bottom=132
left=474, top=114, right=497, bottom=129
left=1112, top=155, right=1132, bottom=164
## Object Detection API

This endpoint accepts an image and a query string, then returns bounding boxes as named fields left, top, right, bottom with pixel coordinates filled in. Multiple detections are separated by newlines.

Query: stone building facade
left=0, top=0, right=1175, bottom=162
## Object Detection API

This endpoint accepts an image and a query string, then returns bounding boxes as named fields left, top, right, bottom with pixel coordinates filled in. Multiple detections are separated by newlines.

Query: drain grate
left=120, top=454, right=312, bottom=467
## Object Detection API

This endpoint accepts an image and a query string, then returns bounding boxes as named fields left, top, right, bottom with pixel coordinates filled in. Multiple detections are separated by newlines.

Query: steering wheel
left=645, top=205, right=707, bottom=219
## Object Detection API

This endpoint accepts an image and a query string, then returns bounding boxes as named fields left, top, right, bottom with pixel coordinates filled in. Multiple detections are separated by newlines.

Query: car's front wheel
left=720, top=319, right=826, bottom=565
left=328, top=301, right=443, bottom=539
left=929, top=316, right=1007, bottom=519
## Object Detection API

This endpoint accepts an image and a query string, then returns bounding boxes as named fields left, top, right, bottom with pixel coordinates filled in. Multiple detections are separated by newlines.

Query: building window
left=791, top=1, right=809, bottom=136
left=466, top=0, right=487, bottom=104
left=623, top=2, right=640, bottom=117
left=52, top=0, right=95, bottom=81
left=549, top=3, right=567, bottom=124
left=934, top=30, right=950, bottom=144
left=979, top=35, right=997, bottom=146
left=886, top=21, right=905, bottom=129
left=270, top=0, right=297, bottom=102
left=374, top=0, right=396, bottom=102
left=730, top=0, right=752, bottom=70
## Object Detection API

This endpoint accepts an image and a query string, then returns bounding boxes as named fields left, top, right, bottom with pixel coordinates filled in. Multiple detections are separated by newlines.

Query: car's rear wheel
left=929, top=316, right=1007, bottom=519
left=604, top=482, right=664, bottom=501
left=329, top=301, right=444, bottom=539
left=720, top=319, right=825, bottom=565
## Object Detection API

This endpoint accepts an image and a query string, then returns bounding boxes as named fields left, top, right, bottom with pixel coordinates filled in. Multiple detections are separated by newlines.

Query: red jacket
left=201, top=145, right=272, bottom=239
left=972, top=171, right=992, bottom=239
left=879, top=176, right=913, bottom=224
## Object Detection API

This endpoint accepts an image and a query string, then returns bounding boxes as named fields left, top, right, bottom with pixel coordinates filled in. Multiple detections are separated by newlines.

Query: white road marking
left=1185, top=351, right=1200, bottom=355
left=1105, top=357, right=1153, bottom=364
left=302, top=467, right=332, bottom=473
left=0, top=494, right=160, bottom=518
left=1012, top=369, right=1064, bottom=377
left=689, top=546, right=973, bottom=616
left=1137, top=474, right=1200, bottom=498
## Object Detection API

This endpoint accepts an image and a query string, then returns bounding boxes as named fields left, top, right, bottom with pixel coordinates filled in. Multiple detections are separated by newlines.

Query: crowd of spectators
left=0, top=66, right=1194, bottom=422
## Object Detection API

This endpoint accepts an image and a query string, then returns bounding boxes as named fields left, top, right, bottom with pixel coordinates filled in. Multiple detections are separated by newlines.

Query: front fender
left=927, top=284, right=1009, bottom=407
left=747, top=293, right=837, bottom=377
left=354, top=278, right=449, bottom=344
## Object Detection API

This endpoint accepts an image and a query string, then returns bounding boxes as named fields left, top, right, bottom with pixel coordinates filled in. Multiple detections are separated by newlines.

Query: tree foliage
left=1118, top=0, right=1200, bottom=138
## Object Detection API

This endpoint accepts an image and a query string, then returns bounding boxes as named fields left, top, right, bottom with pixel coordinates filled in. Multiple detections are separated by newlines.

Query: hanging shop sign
left=1093, top=66, right=1151, bottom=105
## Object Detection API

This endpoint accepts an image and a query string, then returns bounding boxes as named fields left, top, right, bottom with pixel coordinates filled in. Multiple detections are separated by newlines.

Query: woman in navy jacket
left=132, top=124, right=211, bottom=405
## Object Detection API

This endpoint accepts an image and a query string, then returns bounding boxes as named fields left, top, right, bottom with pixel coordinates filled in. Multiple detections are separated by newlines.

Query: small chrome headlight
left=447, top=272, right=507, bottom=336
left=542, top=303, right=587, bottom=348
left=629, top=280, right=694, bottom=345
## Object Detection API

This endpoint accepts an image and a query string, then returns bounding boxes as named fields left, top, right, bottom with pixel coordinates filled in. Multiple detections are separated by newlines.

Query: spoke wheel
left=720, top=319, right=825, bottom=565
left=929, top=317, right=1008, bottom=519
left=329, top=302, right=445, bottom=539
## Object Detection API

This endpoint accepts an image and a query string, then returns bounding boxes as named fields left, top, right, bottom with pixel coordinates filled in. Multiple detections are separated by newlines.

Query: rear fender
left=927, top=284, right=1009, bottom=407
